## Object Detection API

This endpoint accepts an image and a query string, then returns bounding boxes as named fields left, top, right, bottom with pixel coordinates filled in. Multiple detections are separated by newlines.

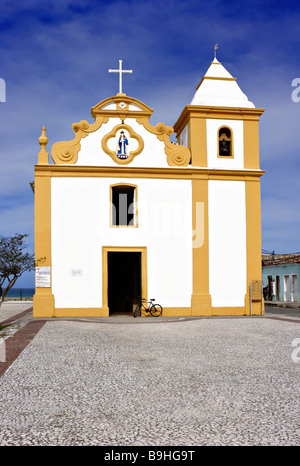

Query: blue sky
left=0, top=0, right=299, bottom=287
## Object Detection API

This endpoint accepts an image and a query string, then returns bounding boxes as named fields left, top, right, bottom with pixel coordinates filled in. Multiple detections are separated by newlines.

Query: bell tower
left=174, top=56, right=265, bottom=315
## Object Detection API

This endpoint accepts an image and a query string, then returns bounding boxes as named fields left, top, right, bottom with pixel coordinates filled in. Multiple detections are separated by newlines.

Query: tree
left=0, top=234, right=35, bottom=306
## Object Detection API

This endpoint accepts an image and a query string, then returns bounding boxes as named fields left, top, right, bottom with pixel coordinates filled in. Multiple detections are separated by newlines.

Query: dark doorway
left=108, top=252, right=141, bottom=314
left=276, top=276, right=280, bottom=301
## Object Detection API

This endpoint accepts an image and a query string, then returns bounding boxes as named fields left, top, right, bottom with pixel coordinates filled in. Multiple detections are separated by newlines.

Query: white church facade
left=33, top=57, right=265, bottom=318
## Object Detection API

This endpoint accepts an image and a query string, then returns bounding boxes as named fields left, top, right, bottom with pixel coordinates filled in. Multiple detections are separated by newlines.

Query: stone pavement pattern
left=0, top=316, right=299, bottom=446
left=0, top=301, right=33, bottom=323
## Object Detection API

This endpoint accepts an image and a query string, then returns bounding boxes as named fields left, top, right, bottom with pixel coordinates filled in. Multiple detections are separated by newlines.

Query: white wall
left=51, top=177, right=193, bottom=309
left=206, top=119, right=244, bottom=169
left=208, top=180, right=247, bottom=307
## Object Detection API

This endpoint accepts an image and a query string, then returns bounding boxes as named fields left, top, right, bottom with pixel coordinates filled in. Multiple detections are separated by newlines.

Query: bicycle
left=133, top=297, right=163, bottom=317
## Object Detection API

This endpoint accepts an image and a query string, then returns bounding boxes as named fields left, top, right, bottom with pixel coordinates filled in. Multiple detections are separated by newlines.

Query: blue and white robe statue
left=117, top=132, right=129, bottom=159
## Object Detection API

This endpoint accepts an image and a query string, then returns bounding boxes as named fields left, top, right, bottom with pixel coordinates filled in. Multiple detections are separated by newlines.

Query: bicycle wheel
left=150, top=304, right=162, bottom=317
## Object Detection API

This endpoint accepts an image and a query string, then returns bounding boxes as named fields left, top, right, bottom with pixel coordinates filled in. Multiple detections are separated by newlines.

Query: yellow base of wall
left=162, top=307, right=192, bottom=317
left=54, top=307, right=109, bottom=317
left=33, top=293, right=55, bottom=318
left=163, top=305, right=264, bottom=317
left=191, top=293, right=212, bottom=315
left=33, top=304, right=264, bottom=318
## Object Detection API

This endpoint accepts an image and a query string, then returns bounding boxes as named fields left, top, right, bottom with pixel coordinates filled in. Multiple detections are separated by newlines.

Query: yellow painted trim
left=110, top=183, right=138, bottom=228
left=51, top=116, right=109, bottom=164
left=211, top=307, right=247, bottom=316
left=46, top=304, right=256, bottom=319
left=33, top=292, right=55, bottom=318
left=174, top=105, right=265, bottom=140
left=243, top=119, right=260, bottom=169
left=188, top=117, right=207, bottom=166
left=204, top=77, right=237, bottom=80
left=35, top=165, right=264, bottom=181
left=33, top=173, right=55, bottom=318
left=54, top=308, right=109, bottom=317
left=160, top=306, right=257, bottom=317
left=162, top=307, right=192, bottom=316
left=91, top=94, right=154, bottom=119
left=101, top=123, right=144, bottom=165
left=102, top=246, right=147, bottom=315
left=191, top=177, right=212, bottom=315
left=37, top=126, right=49, bottom=165
left=174, top=106, right=264, bottom=171
left=245, top=179, right=263, bottom=315
left=196, top=76, right=237, bottom=90
left=136, top=117, right=191, bottom=167
left=217, top=125, right=234, bottom=159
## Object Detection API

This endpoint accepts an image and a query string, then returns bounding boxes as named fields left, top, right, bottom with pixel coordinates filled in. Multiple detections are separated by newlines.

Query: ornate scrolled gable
left=51, top=117, right=109, bottom=164
left=48, top=94, right=190, bottom=167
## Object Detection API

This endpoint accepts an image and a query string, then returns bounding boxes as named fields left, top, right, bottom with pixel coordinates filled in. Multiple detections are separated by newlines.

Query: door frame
left=284, top=274, right=290, bottom=302
left=291, top=274, right=298, bottom=302
left=102, top=246, right=147, bottom=313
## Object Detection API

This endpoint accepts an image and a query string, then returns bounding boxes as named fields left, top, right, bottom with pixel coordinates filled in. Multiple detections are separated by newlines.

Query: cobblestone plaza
left=0, top=304, right=299, bottom=446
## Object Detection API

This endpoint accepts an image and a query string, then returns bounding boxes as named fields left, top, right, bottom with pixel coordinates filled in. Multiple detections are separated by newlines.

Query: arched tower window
left=111, top=184, right=137, bottom=227
left=218, top=127, right=233, bottom=157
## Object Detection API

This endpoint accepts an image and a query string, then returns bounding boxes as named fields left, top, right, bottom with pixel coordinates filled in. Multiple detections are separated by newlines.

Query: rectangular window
left=111, top=185, right=136, bottom=227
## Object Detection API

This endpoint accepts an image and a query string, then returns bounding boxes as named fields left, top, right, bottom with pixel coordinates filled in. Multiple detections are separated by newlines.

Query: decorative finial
left=108, top=60, right=133, bottom=95
left=214, top=43, right=218, bottom=60
left=38, top=125, right=49, bottom=164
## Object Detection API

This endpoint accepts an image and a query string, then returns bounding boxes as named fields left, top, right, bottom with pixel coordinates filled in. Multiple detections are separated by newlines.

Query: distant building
left=262, top=254, right=299, bottom=302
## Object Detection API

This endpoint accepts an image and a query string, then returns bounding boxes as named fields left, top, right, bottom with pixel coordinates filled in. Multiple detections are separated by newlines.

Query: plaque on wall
left=36, top=266, right=51, bottom=288
left=251, top=280, right=262, bottom=300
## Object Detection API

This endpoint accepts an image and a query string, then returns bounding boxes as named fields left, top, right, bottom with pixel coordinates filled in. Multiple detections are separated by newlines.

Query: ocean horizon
left=4, top=288, right=35, bottom=299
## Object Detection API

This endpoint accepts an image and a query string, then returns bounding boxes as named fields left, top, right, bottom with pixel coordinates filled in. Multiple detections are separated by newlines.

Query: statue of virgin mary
left=116, top=131, right=129, bottom=159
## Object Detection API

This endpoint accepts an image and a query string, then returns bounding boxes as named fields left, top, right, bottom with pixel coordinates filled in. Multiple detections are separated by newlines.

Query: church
left=33, top=56, right=265, bottom=318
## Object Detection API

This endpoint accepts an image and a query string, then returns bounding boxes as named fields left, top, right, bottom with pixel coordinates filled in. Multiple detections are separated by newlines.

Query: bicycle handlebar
left=138, top=297, right=155, bottom=302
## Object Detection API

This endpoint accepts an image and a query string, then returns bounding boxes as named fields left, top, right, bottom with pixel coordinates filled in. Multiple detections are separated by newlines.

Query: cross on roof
left=214, top=43, right=218, bottom=60
left=108, top=60, right=133, bottom=94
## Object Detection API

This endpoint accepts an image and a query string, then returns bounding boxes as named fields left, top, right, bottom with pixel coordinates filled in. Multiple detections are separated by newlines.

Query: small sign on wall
left=251, top=280, right=262, bottom=300
left=36, top=266, right=51, bottom=288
